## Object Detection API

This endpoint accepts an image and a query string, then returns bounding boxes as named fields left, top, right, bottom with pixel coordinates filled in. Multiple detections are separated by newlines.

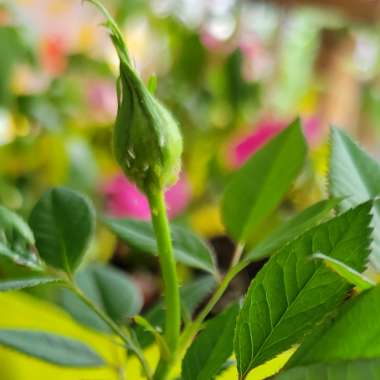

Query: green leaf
left=234, top=202, right=372, bottom=379
left=104, top=217, right=217, bottom=274
left=288, top=285, right=380, bottom=367
left=275, top=359, right=380, bottom=380
left=222, top=119, right=307, bottom=242
left=182, top=303, right=239, bottom=380
left=0, top=329, right=105, bottom=367
left=246, top=198, right=339, bottom=262
left=329, top=127, right=380, bottom=269
left=312, top=253, right=375, bottom=291
left=0, top=276, right=60, bottom=292
left=60, top=264, right=143, bottom=333
left=29, top=187, right=95, bottom=273
left=0, top=206, right=42, bottom=270
left=180, top=274, right=216, bottom=323
left=135, top=275, right=216, bottom=348
left=134, top=315, right=170, bottom=359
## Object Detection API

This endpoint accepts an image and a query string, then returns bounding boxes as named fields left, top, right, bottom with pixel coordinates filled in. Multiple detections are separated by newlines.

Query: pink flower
left=103, top=173, right=191, bottom=220
left=227, top=117, right=322, bottom=168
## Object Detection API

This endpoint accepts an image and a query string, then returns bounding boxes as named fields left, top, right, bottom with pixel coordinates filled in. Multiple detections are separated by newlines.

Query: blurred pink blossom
left=103, top=173, right=191, bottom=220
left=227, top=117, right=321, bottom=168
left=86, top=80, right=117, bottom=121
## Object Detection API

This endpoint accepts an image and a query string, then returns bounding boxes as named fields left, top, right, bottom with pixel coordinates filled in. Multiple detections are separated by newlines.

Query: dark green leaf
left=288, top=285, right=380, bottom=367
left=0, top=206, right=42, bottom=270
left=234, top=202, right=372, bottom=379
left=246, top=198, right=339, bottom=262
left=104, top=218, right=217, bottom=274
left=182, top=303, right=239, bottom=380
left=275, top=359, right=380, bottom=380
left=60, top=264, right=142, bottom=333
left=222, top=119, right=307, bottom=242
left=329, top=127, right=380, bottom=268
left=0, top=276, right=59, bottom=292
left=29, top=187, right=95, bottom=273
left=312, top=253, right=375, bottom=291
left=0, top=329, right=105, bottom=367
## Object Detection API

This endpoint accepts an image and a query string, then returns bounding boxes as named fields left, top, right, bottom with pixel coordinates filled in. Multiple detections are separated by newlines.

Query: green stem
left=147, top=188, right=180, bottom=380
left=177, top=259, right=248, bottom=362
left=67, top=283, right=152, bottom=380
left=147, top=188, right=181, bottom=354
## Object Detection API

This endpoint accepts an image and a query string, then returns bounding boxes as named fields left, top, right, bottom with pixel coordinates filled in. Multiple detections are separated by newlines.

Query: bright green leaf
left=29, top=187, right=95, bottom=273
left=104, top=218, right=217, bottom=274
left=246, top=198, right=339, bottom=262
left=288, top=285, right=380, bottom=367
left=234, top=202, right=372, bottom=379
left=60, top=264, right=143, bottom=333
left=182, top=303, right=239, bottom=380
left=275, top=359, right=380, bottom=380
left=0, top=329, right=105, bottom=367
left=312, top=253, right=375, bottom=291
left=329, top=127, right=380, bottom=268
left=222, top=119, right=307, bottom=242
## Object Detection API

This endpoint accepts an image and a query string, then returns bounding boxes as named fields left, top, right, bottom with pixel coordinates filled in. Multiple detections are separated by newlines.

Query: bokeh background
left=1, top=0, right=380, bottom=378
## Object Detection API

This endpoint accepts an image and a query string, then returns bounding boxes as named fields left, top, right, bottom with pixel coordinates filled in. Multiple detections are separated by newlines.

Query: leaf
left=104, top=217, right=217, bottom=274
left=0, top=329, right=105, bottom=367
left=60, top=264, right=143, bottom=333
left=135, top=275, right=216, bottom=348
left=180, top=274, right=216, bottom=323
left=0, top=276, right=60, bottom=292
left=329, top=127, right=380, bottom=269
left=312, top=253, right=375, bottom=291
left=288, top=285, right=380, bottom=367
left=182, top=303, right=239, bottom=380
left=0, top=206, right=42, bottom=270
left=246, top=198, right=339, bottom=262
left=29, top=187, right=95, bottom=273
left=134, top=315, right=170, bottom=359
left=234, top=202, right=372, bottom=379
left=222, top=119, right=307, bottom=242
left=0, top=206, right=34, bottom=244
left=274, top=359, right=380, bottom=380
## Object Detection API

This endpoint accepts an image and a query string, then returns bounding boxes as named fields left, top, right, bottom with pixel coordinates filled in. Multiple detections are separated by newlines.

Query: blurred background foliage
left=1, top=0, right=380, bottom=378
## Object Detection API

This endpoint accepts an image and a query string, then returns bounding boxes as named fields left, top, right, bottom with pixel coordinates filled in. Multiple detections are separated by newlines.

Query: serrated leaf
left=29, top=187, right=95, bottom=273
left=60, top=264, right=143, bottom=333
left=274, top=359, right=380, bottom=380
left=104, top=218, right=217, bottom=274
left=329, top=127, right=380, bottom=269
left=0, top=276, right=59, bottom=292
left=288, top=285, right=380, bottom=367
left=182, top=303, right=239, bottom=380
left=0, top=329, right=105, bottom=367
left=234, top=202, right=372, bottom=379
left=0, top=206, right=42, bottom=270
left=246, top=198, right=339, bottom=262
left=222, top=119, right=307, bottom=242
left=135, top=275, right=216, bottom=348
left=312, top=253, right=375, bottom=291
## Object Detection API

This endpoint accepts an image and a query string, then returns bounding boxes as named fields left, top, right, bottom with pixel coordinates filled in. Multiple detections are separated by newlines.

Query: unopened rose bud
left=89, top=0, right=182, bottom=193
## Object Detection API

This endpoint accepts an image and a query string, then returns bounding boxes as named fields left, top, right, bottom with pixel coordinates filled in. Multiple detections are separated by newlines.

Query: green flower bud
left=88, top=0, right=182, bottom=193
